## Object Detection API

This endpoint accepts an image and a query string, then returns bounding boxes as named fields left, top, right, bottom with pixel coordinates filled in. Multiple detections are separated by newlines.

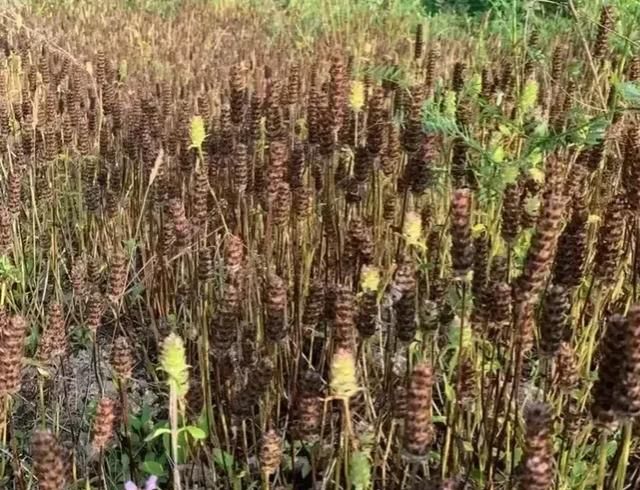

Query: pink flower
left=124, top=476, right=158, bottom=490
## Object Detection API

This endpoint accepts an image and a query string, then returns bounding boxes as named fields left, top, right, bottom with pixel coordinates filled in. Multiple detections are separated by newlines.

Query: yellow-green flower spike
left=349, top=80, right=365, bottom=112
left=160, top=333, right=189, bottom=399
left=330, top=348, right=359, bottom=399
left=360, top=265, right=381, bottom=293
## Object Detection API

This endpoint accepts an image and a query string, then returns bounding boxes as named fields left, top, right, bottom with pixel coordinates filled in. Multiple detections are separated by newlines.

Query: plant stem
left=614, top=421, right=633, bottom=490
left=169, top=387, right=182, bottom=490
left=596, top=432, right=609, bottom=490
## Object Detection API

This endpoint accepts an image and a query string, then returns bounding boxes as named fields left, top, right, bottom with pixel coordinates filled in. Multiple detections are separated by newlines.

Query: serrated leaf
left=468, top=73, right=482, bottom=98
left=190, top=116, right=206, bottom=151
left=617, top=81, right=640, bottom=104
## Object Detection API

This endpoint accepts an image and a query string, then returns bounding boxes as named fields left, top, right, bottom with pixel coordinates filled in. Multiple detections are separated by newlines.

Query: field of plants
left=0, top=0, right=639, bottom=488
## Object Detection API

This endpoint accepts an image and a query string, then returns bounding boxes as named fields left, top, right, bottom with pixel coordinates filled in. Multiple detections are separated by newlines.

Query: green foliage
left=350, top=451, right=372, bottom=490
left=423, top=0, right=492, bottom=15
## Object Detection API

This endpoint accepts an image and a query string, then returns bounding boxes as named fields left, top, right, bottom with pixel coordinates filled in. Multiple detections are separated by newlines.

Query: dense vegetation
left=0, top=0, right=639, bottom=488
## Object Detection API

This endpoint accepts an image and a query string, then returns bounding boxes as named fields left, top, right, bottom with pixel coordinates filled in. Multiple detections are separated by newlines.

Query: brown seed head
left=303, top=280, right=325, bottom=330
left=501, top=182, right=521, bottom=244
left=293, top=371, right=324, bottom=442
left=111, top=336, right=133, bottom=381
left=539, top=284, right=569, bottom=357
left=404, top=361, right=434, bottom=460
left=86, top=292, right=105, bottom=334
left=357, top=290, right=378, bottom=338
left=0, top=314, right=28, bottom=396
left=0, top=205, right=11, bottom=254
left=334, top=285, right=356, bottom=351
left=593, top=194, right=626, bottom=287
left=520, top=402, right=554, bottom=490
left=450, top=188, right=473, bottom=279
left=91, top=397, right=118, bottom=452
left=260, top=429, right=283, bottom=476
left=168, top=198, right=190, bottom=250
left=107, top=247, right=128, bottom=303
left=31, top=430, right=66, bottom=490
left=592, top=314, right=627, bottom=429
left=553, top=341, right=579, bottom=393
left=37, top=303, right=67, bottom=366
left=623, top=305, right=640, bottom=416
left=265, top=273, right=287, bottom=343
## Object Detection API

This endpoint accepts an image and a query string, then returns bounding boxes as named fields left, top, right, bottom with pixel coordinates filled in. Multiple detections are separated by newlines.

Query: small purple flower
left=124, top=476, right=158, bottom=490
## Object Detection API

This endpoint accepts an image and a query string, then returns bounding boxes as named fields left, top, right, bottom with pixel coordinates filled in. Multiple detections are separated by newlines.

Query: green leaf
left=298, top=456, right=312, bottom=478
left=532, top=121, right=548, bottom=137
left=617, top=81, right=640, bottom=104
left=518, top=78, right=539, bottom=114
left=145, top=427, right=171, bottom=442
left=467, top=73, right=482, bottom=98
left=140, top=404, right=152, bottom=426
left=498, top=124, right=512, bottom=137
left=491, top=145, right=505, bottom=163
left=448, top=319, right=473, bottom=351
left=606, top=440, right=618, bottom=458
left=526, top=148, right=543, bottom=167
left=124, top=238, right=137, bottom=254
left=129, top=282, right=145, bottom=301
left=190, top=116, right=206, bottom=151
left=212, top=448, right=235, bottom=471
left=349, top=451, right=371, bottom=490
left=142, top=459, right=164, bottom=476
left=182, top=425, right=206, bottom=440
left=502, top=164, right=520, bottom=185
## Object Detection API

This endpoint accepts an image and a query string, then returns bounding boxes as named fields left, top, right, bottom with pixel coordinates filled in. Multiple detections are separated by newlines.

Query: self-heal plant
left=159, top=333, right=189, bottom=490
